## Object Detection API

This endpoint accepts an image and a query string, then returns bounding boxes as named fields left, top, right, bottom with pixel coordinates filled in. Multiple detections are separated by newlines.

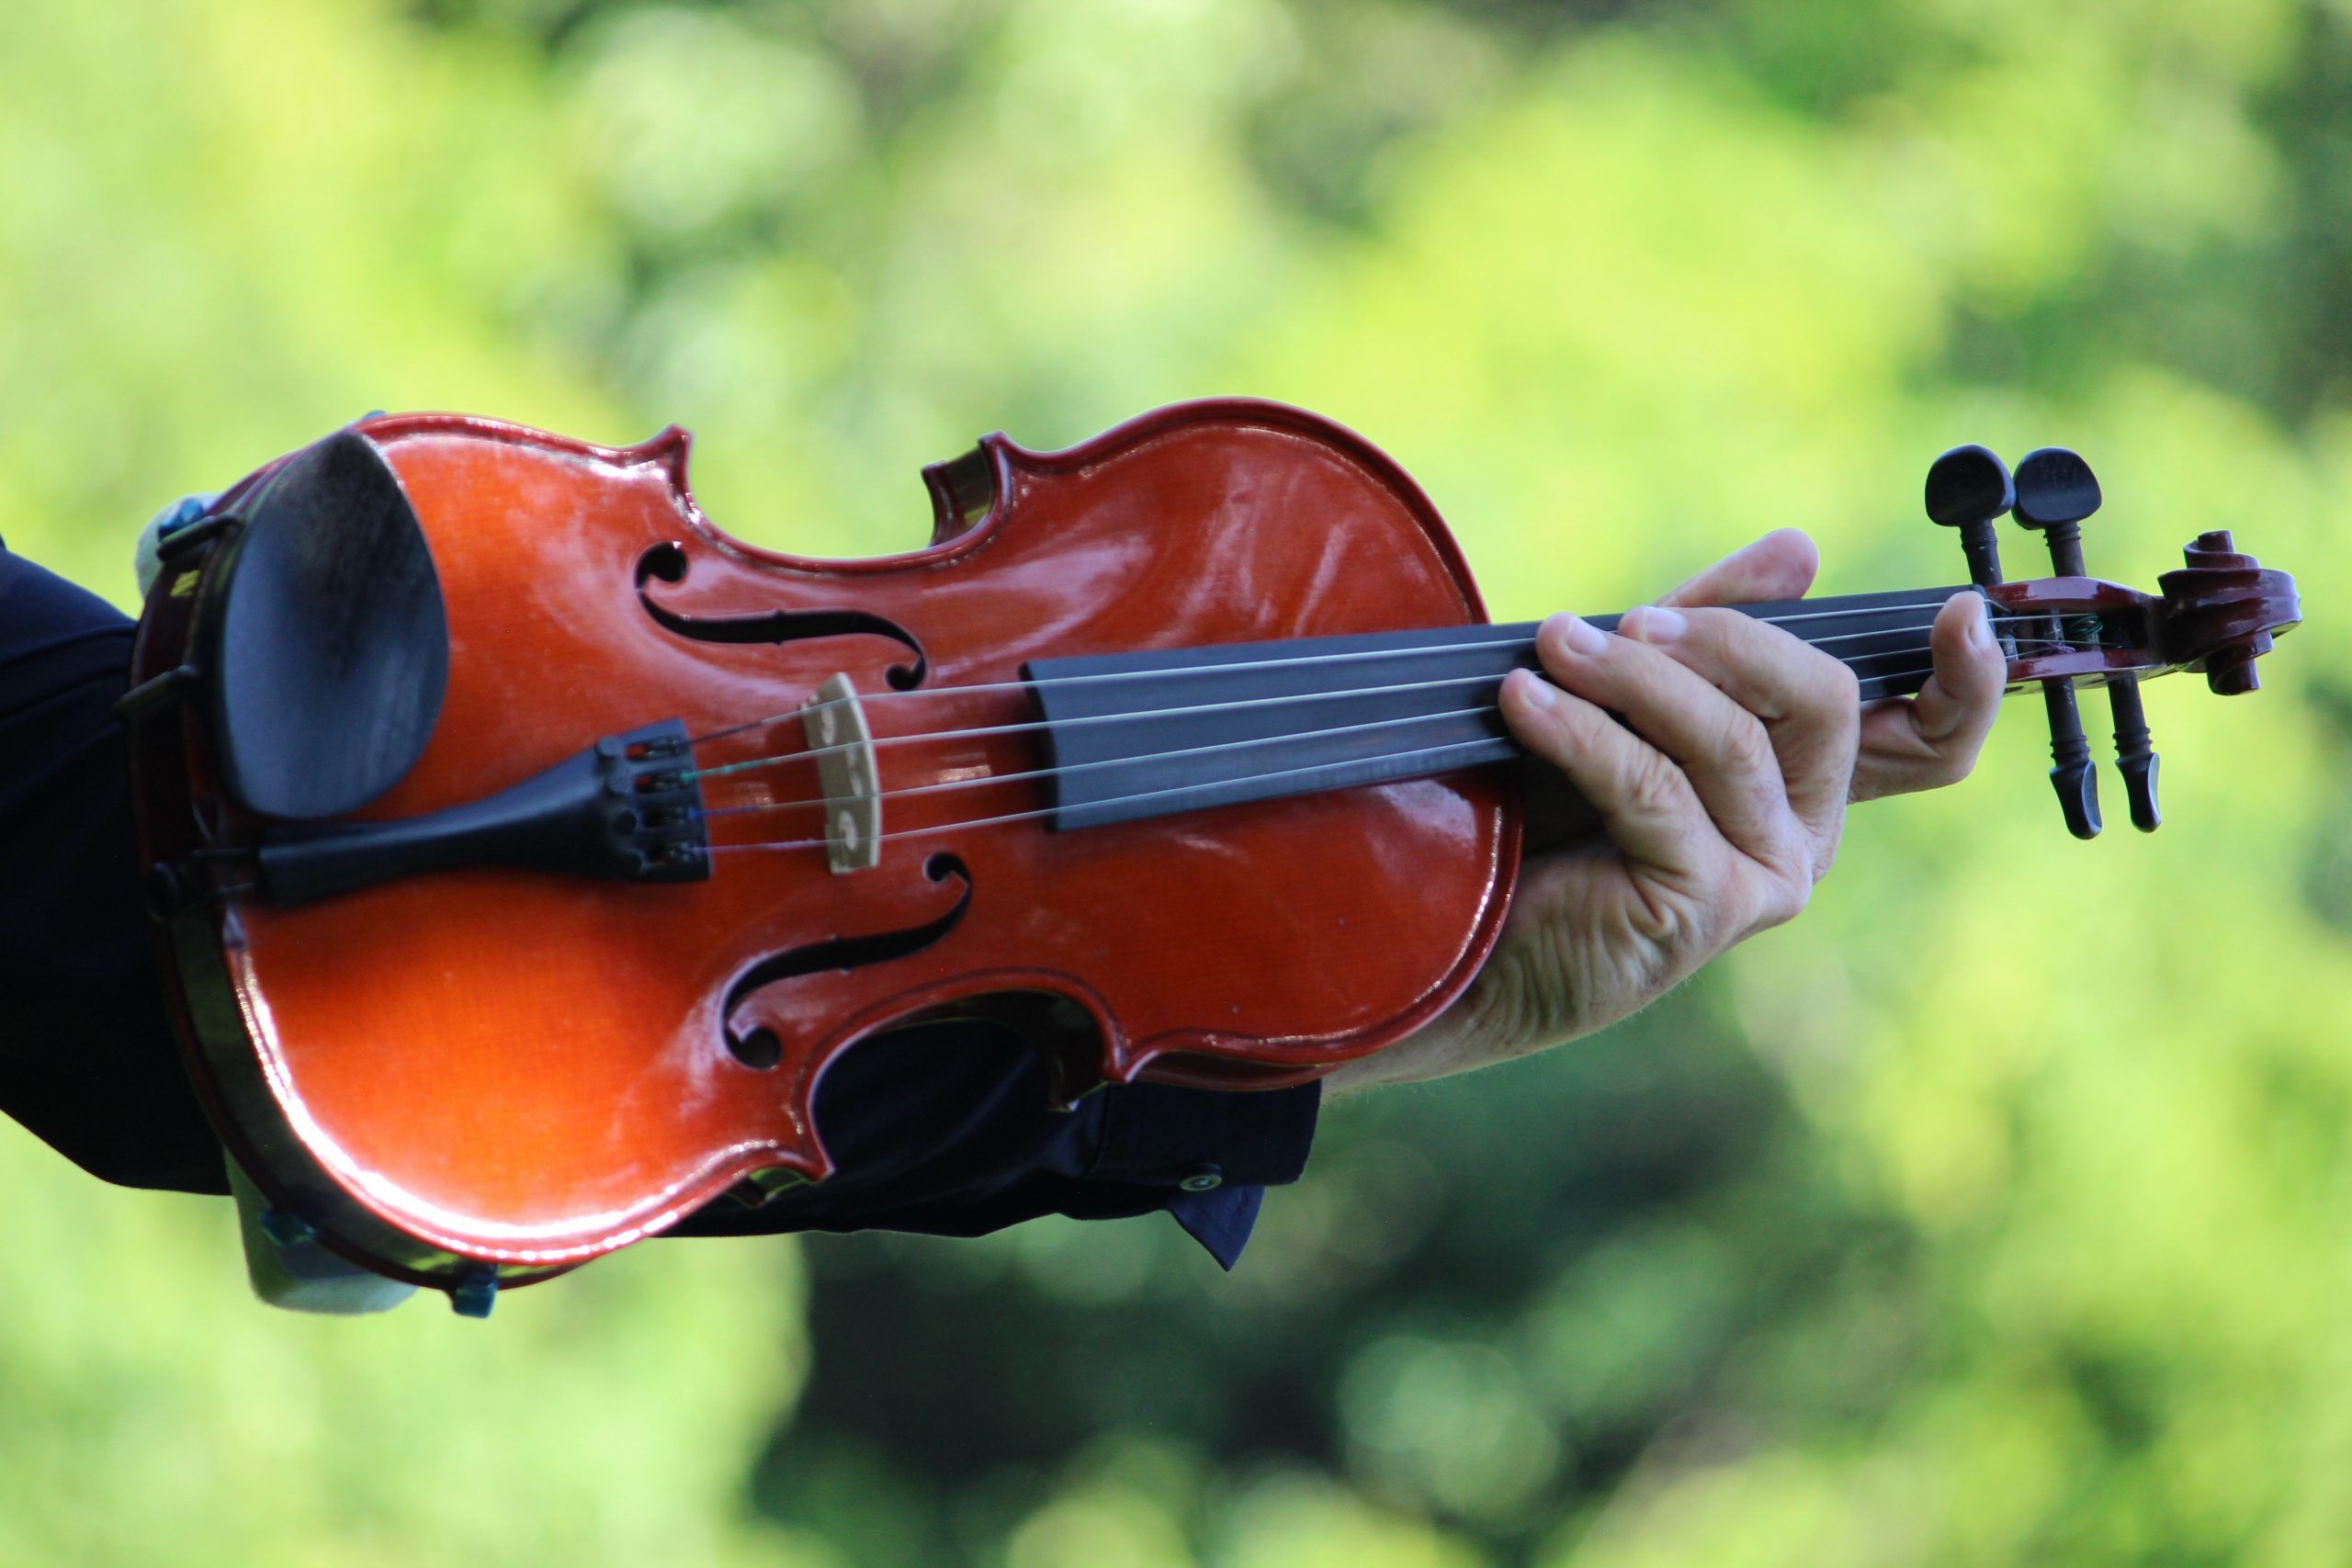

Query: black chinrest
left=202, top=430, right=448, bottom=821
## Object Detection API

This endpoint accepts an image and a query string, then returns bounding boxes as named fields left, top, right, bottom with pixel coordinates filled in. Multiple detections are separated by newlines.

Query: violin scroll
left=2154, top=530, right=2299, bottom=695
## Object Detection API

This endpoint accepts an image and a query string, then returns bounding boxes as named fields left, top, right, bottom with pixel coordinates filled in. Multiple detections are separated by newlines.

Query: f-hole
left=723, top=854, right=973, bottom=1068
left=635, top=542, right=928, bottom=690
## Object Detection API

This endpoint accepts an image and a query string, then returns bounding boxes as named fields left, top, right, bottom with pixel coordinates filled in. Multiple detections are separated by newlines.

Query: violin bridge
left=800, top=672, right=882, bottom=873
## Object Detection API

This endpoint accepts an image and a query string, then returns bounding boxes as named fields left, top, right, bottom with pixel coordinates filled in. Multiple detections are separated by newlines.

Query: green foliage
left=4, top=0, right=2350, bottom=1563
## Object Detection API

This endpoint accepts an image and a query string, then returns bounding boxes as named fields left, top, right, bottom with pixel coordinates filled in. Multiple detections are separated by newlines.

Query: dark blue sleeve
left=0, top=547, right=228, bottom=1193
left=667, top=1020, right=1320, bottom=1269
left=0, top=543, right=1320, bottom=1264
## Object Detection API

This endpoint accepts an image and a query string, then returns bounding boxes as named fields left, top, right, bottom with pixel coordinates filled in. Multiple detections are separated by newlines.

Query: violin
left=119, top=400, right=2299, bottom=1313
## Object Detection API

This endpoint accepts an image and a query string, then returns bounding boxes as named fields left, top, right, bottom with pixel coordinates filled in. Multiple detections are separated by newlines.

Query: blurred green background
left=3, top=0, right=2348, bottom=1563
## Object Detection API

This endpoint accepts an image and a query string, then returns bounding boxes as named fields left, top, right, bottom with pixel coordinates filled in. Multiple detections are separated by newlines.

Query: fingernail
left=1963, top=594, right=1994, bottom=649
left=1550, top=613, right=1609, bottom=657
left=1508, top=668, right=1559, bottom=710
left=1628, top=605, right=1687, bottom=643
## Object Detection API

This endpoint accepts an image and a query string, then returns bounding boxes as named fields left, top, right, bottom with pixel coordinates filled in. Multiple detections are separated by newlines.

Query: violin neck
left=1025, top=586, right=1978, bottom=831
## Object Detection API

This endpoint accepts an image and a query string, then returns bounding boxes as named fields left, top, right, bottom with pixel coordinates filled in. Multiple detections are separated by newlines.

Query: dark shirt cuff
left=1086, top=1071, right=1320, bottom=1268
left=669, top=1021, right=1320, bottom=1268
left=0, top=549, right=231, bottom=1194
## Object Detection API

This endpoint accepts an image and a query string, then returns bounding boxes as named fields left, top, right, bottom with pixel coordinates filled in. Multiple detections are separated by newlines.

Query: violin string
left=704, top=702, right=1506, bottom=818
left=708, top=736, right=1525, bottom=853
left=706, top=655, right=2159, bottom=852
left=683, top=593, right=2054, bottom=748
left=693, top=671, right=1510, bottom=781
left=685, top=615, right=2117, bottom=784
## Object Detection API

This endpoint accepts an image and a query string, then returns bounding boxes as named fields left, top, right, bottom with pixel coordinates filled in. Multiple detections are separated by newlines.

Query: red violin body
left=128, top=401, right=1519, bottom=1287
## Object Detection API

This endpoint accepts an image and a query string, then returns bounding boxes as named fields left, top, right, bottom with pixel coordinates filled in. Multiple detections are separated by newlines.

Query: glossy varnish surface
left=206, top=402, right=1516, bottom=1267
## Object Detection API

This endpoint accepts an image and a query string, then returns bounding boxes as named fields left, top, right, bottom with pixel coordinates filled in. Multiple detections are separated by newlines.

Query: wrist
left=1325, top=971, right=1574, bottom=1094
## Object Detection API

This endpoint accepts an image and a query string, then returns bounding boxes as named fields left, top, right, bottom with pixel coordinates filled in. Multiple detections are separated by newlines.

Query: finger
left=1532, top=611, right=1794, bottom=864
left=1619, top=603, right=1859, bottom=871
left=1497, top=664, right=1713, bottom=880
left=1854, top=592, right=2007, bottom=800
left=1658, top=528, right=1820, bottom=609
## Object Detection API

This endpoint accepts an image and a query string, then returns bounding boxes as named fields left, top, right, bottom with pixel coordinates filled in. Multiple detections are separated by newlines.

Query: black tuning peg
left=2012, top=446, right=2100, bottom=574
left=2040, top=681, right=2103, bottom=840
left=1925, top=444, right=2012, bottom=587
left=2010, top=446, right=2156, bottom=834
left=2108, top=679, right=2160, bottom=831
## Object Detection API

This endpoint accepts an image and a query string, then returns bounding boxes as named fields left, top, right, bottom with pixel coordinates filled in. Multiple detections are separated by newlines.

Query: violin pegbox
left=1925, top=442, right=2104, bottom=838
left=1924, top=444, right=2299, bottom=840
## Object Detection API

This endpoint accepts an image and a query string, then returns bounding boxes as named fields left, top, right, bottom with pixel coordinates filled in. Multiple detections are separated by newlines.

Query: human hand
left=1657, top=529, right=2009, bottom=804
left=1328, top=529, right=2007, bottom=1090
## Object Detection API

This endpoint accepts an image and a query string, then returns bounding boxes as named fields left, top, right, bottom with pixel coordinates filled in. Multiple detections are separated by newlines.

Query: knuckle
left=1810, top=829, right=1842, bottom=883
left=1790, top=637, right=1860, bottom=709
left=1715, top=709, right=1774, bottom=775
left=1509, top=687, right=1581, bottom=759
left=1758, top=825, right=1819, bottom=912
left=1630, top=868, right=1711, bottom=950
left=1927, top=744, right=1979, bottom=787
left=1704, top=611, right=1860, bottom=716
left=1623, top=747, right=1687, bottom=818
left=1533, top=634, right=1579, bottom=683
left=1683, top=608, right=1749, bottom=668
left=1675, top=605, right=1726, bottom=641
left=1544, top=695, right=1608, bottom=758
left=1753, top=870, right=1811, bottom=931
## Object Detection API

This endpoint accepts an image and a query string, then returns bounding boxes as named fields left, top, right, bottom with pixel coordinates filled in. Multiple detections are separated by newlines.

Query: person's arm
left=1329, top=529, right=2007, bottom=1092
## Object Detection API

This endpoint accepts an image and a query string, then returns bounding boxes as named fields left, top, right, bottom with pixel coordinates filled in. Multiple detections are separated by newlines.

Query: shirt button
left=1177, top=1163, right=1224, bottom=1192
